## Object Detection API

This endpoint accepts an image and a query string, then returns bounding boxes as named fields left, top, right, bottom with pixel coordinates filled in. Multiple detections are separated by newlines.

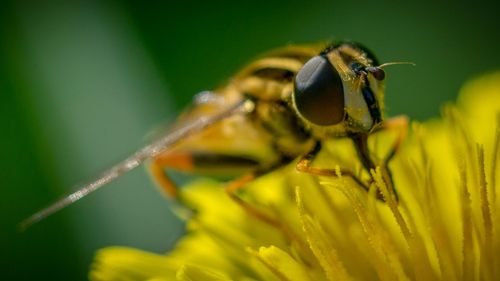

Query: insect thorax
left=253, top=99, right=315, bottom=158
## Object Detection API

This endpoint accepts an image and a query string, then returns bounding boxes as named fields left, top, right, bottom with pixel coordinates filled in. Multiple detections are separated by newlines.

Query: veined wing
left=20, top=97, right=253, bottom=230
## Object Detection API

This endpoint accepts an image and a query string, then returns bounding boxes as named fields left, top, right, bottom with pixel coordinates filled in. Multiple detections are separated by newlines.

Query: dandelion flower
left=90, top=72, right=500, bottom=281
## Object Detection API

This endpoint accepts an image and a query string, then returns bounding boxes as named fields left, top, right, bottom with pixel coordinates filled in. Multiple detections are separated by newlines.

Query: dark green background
left=1, top=1, right=499, bottom=280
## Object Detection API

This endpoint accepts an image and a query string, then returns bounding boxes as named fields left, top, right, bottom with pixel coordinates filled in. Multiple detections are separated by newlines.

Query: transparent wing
left=20, top=98, right=254, bottom=230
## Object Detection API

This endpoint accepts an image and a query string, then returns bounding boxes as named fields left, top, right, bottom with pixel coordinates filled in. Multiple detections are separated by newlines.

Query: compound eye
left=293, top=55, right=344, bottom=126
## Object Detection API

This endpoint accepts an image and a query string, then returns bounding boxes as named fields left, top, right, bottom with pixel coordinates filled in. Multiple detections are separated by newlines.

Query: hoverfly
left=21, top=41, right=410, bottom=229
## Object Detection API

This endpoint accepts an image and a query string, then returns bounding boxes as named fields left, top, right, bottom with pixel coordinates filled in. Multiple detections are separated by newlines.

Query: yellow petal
left=90, top=247, right=178, bottom=281
left=295, top=186, right=352, bottom=281
left=90, top=71, right=500, bottom=281
left=250, top=245, right=312, bottom=281
left=176, top=264, right=232, bottom=281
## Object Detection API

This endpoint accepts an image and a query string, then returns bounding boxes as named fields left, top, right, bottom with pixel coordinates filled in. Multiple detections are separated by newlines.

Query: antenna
left=378, top=61, right=416, bottom=68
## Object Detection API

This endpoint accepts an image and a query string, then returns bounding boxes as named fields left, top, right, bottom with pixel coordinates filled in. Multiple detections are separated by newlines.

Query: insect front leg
left=296, top=142, right=370, bottom=191
left=350, top=116, right=409, bottom=202
left=372, top=115, right=409, bottom=200
left=374, top=115, right=409, bottom=166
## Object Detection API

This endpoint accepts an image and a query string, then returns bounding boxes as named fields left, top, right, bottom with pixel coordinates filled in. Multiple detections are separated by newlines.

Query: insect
left=21, top=41, right=410, bottom=229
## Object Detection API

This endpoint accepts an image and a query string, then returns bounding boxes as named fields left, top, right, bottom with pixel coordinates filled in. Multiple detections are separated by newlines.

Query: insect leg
left=225, top=169, right=281, bottom=226
left=150, top=150, right=261, bottom=199
left=149, top=159, right=184, bottom=198
left=373, top=115, right=409, bottom=165
left=150, top=152, right=198, bottom=199
left=296, top=142, right=370, bottom=191
left=224, top=161, right=302, bottom=242
left=351, top=132, right=399, bottom=201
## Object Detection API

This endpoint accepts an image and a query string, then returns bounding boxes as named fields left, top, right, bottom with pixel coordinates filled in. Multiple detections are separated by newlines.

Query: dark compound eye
left=293, top=55, right=344, bottom=126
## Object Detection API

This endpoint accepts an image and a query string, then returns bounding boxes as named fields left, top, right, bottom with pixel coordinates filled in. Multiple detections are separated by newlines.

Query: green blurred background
left=1, top=0, right=499, bottom=280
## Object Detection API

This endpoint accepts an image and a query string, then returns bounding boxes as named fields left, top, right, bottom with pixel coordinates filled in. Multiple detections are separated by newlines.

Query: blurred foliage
left=1, top=0, right=499, bottom=280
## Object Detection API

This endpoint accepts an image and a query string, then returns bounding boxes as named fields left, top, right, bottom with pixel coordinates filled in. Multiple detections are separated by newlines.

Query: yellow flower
left=90, top=72, right=500, bottom=281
